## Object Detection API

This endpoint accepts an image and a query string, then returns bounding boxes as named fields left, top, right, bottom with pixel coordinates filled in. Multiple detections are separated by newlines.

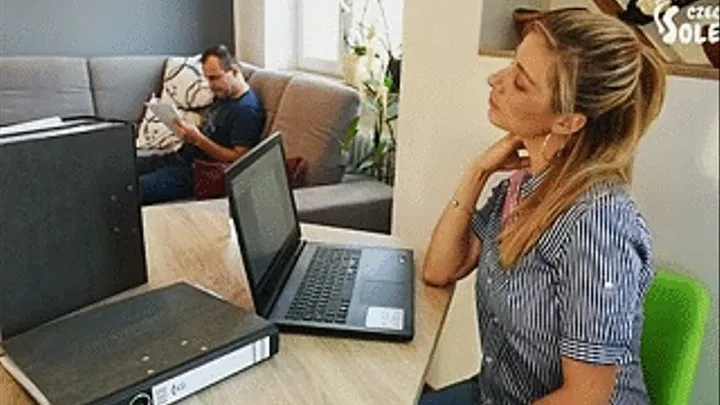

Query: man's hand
left=172, top=118, right=204, bottom=145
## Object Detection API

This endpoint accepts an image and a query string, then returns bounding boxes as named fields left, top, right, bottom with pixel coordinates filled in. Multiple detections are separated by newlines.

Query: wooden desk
left=1, top=200, right=452, bottom=405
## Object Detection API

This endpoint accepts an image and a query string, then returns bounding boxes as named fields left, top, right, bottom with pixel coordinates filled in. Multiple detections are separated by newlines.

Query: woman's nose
left=487, top=69, right=505, bottom=89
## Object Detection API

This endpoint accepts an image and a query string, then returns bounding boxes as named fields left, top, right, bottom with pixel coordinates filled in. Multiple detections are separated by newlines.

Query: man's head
left=201, top=44, right=248, bottom=99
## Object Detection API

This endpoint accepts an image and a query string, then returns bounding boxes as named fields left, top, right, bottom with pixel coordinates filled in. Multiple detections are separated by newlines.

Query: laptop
left=225, top=132, right=414, bottom=341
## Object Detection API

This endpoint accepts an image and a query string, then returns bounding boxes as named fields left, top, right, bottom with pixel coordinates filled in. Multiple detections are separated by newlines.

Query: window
left=298, top=0, right=345, bottom=74
left=298, top=0, right=404, bottom=76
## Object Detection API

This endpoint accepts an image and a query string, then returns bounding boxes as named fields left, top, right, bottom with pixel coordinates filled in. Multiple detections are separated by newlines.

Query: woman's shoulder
left=564, top=182, right=651, bottom=243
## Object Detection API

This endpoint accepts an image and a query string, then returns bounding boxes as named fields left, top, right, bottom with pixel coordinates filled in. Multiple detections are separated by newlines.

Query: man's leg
left=138, top=164, right=193, bottom=205
left=418, top=377, right=480, bottom=405
left=135, top=154, right=166, bottom=176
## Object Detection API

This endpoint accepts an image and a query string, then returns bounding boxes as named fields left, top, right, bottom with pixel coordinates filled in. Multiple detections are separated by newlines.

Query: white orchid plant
left=340, top=0, right=401, bottom=184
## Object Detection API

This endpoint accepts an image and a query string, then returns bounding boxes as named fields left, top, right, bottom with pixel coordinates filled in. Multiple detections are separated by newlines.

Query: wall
left=0, top=0, right=234, bottom=56
left=395, top=0, right=719, bottom=402
left=479, top=0, right=550, bottom=50
left=235, top=0, right=265, bottom=66
left=233, top=0, right=297, bottom=70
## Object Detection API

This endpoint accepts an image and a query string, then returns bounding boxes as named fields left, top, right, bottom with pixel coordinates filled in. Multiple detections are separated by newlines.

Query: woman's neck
left=522, top=135, right=551, bottom=175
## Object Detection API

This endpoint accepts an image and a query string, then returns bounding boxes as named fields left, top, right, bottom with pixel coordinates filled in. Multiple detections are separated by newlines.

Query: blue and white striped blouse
left=471, top=170, right=654, bottom=405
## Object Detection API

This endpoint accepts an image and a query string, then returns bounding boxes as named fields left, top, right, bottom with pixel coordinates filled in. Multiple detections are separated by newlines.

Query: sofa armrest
left=293, top=180, right=393, bottom=234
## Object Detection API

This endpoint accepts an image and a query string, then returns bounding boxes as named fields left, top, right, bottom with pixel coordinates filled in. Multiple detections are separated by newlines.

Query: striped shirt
left=471, top=170, right=654, bottom=405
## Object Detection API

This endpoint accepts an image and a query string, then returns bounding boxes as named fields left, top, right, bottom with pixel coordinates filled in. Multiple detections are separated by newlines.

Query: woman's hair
left=499, top=8, right=666, bottom=268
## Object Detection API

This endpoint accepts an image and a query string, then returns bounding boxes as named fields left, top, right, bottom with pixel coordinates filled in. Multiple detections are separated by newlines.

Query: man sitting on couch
left=137, top=44, right=265, bottom=205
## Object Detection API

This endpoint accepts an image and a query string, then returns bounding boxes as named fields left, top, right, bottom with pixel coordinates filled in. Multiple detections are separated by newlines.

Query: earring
left=541, top=133, right=556, bottom=162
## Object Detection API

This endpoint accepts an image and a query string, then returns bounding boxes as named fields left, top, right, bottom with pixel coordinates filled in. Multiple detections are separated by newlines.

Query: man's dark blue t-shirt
left=182, top=88, right=265, bottom=161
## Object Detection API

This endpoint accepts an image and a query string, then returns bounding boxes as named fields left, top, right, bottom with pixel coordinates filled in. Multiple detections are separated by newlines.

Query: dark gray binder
left=0, top=119, right=147, bottom=339
left=1, top=282, right=280, bottom=405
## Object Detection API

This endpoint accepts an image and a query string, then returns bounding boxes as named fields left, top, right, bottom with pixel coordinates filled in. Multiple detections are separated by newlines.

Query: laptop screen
left=226, top=134, right=299, bottom=312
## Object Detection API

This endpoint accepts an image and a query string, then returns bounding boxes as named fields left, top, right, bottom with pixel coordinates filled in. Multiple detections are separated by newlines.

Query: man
left=137, top=44, right=265, bottom=205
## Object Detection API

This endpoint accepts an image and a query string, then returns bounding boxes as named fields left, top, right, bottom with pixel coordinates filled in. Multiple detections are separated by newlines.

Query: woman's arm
left=422, top=167, right=490, bottom=287
left=423, top=134, right=529, bottom=287
left=531, top=357, right=617, bottom=405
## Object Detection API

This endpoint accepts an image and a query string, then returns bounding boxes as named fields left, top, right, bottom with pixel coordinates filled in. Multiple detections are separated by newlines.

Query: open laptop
left=225, top=132, right=414, bottom=341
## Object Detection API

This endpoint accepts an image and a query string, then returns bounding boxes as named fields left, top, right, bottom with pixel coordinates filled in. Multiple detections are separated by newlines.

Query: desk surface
left=1, top=200, right=452, bottom=405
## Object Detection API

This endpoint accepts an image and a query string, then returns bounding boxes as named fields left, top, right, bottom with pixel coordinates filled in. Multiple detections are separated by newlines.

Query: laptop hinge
left=263, top=240, right=306, bottom=317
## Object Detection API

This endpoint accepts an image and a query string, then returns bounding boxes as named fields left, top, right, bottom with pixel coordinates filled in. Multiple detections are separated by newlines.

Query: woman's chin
left=487, top=109, right=508, bottom=131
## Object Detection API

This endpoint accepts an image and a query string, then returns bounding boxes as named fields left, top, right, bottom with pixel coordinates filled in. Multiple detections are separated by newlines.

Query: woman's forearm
left=422, top=167, right=490, bottom=286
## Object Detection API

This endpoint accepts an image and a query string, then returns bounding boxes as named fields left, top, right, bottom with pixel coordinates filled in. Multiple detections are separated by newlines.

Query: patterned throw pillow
left=161, top=55, right=214, bottom=110
left=136, top=55, right=214, bottom=153
left=135, top=99, right=204, bottom=152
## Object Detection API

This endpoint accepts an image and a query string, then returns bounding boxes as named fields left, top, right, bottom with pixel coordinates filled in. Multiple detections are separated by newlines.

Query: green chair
left=641, top=268, right=710, bottom=405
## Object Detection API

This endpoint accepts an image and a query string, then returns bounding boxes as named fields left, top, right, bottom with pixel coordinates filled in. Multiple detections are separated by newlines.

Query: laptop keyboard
left=285, top=247, right=362, bottom=324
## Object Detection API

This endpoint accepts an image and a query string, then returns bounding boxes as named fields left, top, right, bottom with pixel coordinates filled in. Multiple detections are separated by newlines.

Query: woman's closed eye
left=509, top=62, right=527, bottom=91
left=514, top=73, right=528, bottom=91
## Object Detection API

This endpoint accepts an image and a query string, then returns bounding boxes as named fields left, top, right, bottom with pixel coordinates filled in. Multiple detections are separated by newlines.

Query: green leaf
left=341, top=116, right=360, bottom=152
left=384, top=75, right=394, bottom=89
left=354, top=46, right=367, bottom=56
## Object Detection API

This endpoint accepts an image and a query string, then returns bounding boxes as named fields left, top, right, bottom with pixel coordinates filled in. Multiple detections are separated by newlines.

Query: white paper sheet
left=145, top=100, right=182, bottom=133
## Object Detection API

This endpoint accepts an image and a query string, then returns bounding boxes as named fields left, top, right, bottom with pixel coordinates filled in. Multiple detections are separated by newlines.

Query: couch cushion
left=238, top=62, right=258, bottom=81
left=247, top=69, right=293, bottom=137
left=88, top=56, right=168, bottom=123
left=294, top=180, right=393, bottom=233
left=161, top=55, right=214, bottom=110
left=136, top=55, right=216, bottom=153
left=271, top=74, right=360, bottom=186
left=0, top=57, right=94, bottom=126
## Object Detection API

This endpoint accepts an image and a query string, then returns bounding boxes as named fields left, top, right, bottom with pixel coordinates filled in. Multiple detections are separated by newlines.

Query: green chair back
left=641, top=268, right=710, bottom=405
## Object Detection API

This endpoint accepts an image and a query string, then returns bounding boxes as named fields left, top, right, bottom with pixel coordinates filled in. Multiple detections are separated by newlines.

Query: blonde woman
left=421, top=8, right=666, bottom=405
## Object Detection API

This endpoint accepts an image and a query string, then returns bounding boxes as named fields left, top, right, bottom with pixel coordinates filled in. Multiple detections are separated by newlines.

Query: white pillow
left=135, top=97, right=204, bottom=152
left=161, top=55, right=214, bottom=109
left=136, top=55, right=213, bottom=153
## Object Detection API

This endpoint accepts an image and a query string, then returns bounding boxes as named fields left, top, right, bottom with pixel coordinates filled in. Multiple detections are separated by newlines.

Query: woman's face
left=487, top=31, right=559, bottom=139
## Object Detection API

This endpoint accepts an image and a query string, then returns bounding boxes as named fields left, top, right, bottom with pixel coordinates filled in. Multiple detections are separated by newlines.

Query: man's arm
left=194, top=135, right=249, bottom=162
left=173, top=119, right=248, bottom=162
left=532, top=357, right=617, bottom=405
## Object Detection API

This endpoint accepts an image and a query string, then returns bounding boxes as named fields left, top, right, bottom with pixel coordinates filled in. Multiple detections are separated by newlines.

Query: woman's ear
left=551, top=113, right=587, bottom=136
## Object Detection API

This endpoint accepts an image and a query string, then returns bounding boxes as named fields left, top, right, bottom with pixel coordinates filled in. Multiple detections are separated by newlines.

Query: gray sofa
left=0, top=56, right=393, bottom=233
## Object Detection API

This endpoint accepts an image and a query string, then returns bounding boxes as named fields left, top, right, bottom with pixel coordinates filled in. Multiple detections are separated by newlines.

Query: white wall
left=264, top=0, right=298, bottom=70
left=234, top=0, right=265, bottom=66
left=233, top=0, right=297, bottom=70
left=395, top=0, right=719, bottom=402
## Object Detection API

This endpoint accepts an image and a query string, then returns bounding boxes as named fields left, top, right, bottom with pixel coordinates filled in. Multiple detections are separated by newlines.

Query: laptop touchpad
left=359, top=281, right=404, bottom=307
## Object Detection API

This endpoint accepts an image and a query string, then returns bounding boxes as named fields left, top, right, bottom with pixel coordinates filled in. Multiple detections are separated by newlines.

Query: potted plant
left=340, top=0, right=401, bottom=186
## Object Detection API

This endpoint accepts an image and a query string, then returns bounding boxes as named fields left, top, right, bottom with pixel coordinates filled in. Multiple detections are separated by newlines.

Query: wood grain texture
left=1, top=199, right=452, bottom=405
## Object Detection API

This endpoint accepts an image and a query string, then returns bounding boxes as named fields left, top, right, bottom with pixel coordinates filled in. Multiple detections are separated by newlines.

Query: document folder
left=1, top=282, right=280, bottom=405
left=0, top=119, right=147, bottom=338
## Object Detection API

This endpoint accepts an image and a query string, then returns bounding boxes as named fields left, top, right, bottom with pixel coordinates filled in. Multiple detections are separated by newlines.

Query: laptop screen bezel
left=224, top=132, right=303, bottom=317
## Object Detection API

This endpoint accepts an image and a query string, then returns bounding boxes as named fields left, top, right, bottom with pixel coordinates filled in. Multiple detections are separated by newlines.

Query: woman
left=421, top=8, right=666, bottom=405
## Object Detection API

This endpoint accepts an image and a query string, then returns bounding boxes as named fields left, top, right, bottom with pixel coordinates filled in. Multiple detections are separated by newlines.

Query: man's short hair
left=201, top=44, right=236, bottom=71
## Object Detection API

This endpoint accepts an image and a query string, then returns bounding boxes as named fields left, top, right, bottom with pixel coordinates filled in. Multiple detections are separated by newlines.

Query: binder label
left=151, top=336, right=271, bottom=405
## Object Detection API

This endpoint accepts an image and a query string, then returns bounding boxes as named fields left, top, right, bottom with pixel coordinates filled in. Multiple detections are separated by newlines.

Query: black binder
left=1, top=282, right=280, bottom=405
left=0, top=118, right=147, bottom=338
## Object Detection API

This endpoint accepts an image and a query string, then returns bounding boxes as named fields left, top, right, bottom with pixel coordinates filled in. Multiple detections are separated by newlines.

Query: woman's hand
left=470, top=133, right=530, bottom=175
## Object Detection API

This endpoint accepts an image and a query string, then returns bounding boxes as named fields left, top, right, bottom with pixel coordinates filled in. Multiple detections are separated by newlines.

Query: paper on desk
left=145, top=100, right=182, bottom=133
